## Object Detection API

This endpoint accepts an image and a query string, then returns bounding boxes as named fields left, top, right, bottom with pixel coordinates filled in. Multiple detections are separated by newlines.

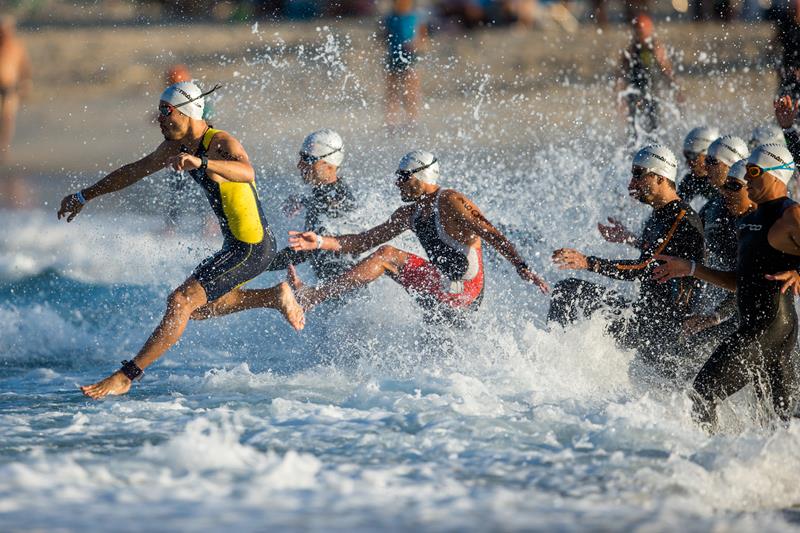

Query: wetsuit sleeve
left=265, top=247, right=312, bottom=271
left=586, top=208, right=689, bottom=281
left=784, top=126, right=800, bottom=164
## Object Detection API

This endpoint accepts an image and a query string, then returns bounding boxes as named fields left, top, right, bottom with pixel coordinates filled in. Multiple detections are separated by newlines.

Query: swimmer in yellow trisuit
left=57, top=81, right=304, bottom=399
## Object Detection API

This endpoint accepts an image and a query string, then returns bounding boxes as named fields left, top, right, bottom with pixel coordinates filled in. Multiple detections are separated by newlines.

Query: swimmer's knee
left=167, top=284, right=205, bottom=313
left=374, top=244, right=400, bottom=258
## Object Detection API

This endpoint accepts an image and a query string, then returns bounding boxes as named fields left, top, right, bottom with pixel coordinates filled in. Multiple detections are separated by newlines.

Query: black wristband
left=120, top=360, right=143, bottom=382
left=199, top=154, right=208, bottom=172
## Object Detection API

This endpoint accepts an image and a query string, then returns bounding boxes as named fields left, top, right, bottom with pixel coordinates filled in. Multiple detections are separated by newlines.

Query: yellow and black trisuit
left=188, top=128, right=276, bottom=301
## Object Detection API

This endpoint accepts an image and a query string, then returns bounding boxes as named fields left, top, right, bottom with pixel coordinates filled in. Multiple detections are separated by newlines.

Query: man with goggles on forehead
left=56, top=81, right=304, bottom=400
left=264, top=129, right=359, bottom=284
left=654, top=143, right=800, bottom=430
left=281, top=149, right=549, bottom=325
left=550, top=145, right=705, bottom=378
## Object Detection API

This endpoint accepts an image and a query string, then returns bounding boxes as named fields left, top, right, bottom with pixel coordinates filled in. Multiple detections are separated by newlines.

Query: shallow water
left=3, top=31, right=800, bottom=531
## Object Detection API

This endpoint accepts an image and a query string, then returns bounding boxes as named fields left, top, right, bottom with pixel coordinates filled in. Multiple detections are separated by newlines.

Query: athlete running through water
left=283, top=150, right=550, bottom=324
left=654, top=144, right=800, bottom=430
left=550, top=145, right=705, bottom=377
left=57, top=81, right=304, bottom=399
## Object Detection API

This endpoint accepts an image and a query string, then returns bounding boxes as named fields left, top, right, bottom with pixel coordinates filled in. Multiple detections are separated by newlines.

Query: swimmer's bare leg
left=401, top=69, right=420, bottom=124
left=295, top=245, right=409, bottom=310
left=191, top=283, right=305, bottom=331
left=81, top=277, right=208, bottom=399
left=385, top=72, right=402, bottom=129
left=0, top=92, right=19, bottom=162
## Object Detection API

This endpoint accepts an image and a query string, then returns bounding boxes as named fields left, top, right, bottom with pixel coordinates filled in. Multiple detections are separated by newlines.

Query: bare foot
left=277, top=281, right=305, bottom=331
left=287, top=264, right=303, bottom=290
left=80, top=371, right=132, bottom=399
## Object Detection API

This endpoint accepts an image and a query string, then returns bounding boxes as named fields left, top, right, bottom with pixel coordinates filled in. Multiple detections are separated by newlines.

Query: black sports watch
left=199, top=154, right=208, bottom=172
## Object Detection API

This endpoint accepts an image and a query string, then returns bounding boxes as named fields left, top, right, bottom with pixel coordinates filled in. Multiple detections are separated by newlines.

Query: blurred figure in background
left=616, top=13, right=681, bottom=144
left=772, top=0, right=800, bottom=101
left=384, top=0, right=428, bottom=132
left=0, top=16, right=31, bottom=164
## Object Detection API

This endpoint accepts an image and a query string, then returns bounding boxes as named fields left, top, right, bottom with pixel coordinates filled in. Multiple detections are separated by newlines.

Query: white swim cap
left=160, top=81, right=205, bottom=120
left=683, top=126, right=720, bottom=155
left=632, top=144, right=678, bottom=182
left=397, top=150, right=440, bottom=184
left=747, top=143, right=796, bottom=184
left=707, top=135, right=749, bottom=167
left=749, top=124, right=785, bottom=150
left=300, top=129, right=344, bottom=167
left=727, top=159, right=747, bottom=183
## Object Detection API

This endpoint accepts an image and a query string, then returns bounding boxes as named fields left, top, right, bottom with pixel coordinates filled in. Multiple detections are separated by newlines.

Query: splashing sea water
left=2, top=25, right=800, bottom=531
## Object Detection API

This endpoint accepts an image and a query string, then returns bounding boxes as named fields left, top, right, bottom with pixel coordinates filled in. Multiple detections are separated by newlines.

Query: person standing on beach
left=384, top=0, right=428, bottom=132
left=0, top=16, right=31, bottom=163
left=57, top=81, right=304, bottom=400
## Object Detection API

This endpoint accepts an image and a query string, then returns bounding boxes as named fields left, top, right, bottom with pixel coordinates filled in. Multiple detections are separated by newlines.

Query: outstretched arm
left=289, top=204, right=414, bottom=256
left=167, top=130, right=255, bottom=183
left=443, top=191, right=549, bottom=293
left=652, top=254, right=737, bottom=291
left=57, top=141, right=174, bottom=222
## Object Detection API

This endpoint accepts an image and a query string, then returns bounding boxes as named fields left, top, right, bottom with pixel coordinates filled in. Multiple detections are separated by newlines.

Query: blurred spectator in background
left=772, top=0, right=800, bottom=101
left=436, top=0, right=537, bottom=29
left=384, top=0, right=428, bottom=131
left=0, top=15, right=31, bottom=164
left=616, top=13, right=680, bottom=142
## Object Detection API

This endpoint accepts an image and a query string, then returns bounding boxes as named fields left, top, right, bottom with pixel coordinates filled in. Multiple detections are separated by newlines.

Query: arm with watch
left=57, top=141, right=175, bottom=222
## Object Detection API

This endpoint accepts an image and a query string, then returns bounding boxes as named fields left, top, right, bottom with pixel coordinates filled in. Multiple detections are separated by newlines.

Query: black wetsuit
left=784, top=126, right=800, bottom=165
left=677, top=171, right=716, bottom=204
left=548, top=200, right=705, bottom=375
left=693, top=197, right=800, bottom=425
left=622, top=42, right=662, bottom=137
left=687, top=195, right=751, bottom=352
left=188, top=128, right=276, bottom=301
left=775, top=14, right=800, bottom=100
left=268, top=179, right=358, bottom=281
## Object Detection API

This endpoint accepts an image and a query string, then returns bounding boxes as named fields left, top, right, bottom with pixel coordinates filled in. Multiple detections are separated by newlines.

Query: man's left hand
left=167, top=153, right=201, bottom=172
left=552, top=248, right=589, bottom=270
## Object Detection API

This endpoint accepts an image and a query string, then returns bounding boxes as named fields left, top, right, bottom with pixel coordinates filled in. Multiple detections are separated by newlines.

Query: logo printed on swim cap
left=747, top=143, right=796, bottom=184
left=159, top=81, right=220, bottom=121
left=633, top=144, right=678, bottom=181
left=708, top=135, right=749, bottom=167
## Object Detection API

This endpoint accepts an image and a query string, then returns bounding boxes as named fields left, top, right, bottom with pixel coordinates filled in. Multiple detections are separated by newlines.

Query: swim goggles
left=722, top=178, right=745, bottom=192
left=158, top=83, right=222, bottom=117
left=395, top=158, right=438, bottom=182
left=630, top=166, right=656, bottom=180
left=299, top=147, right=341, bottom=164
left=746, top=162, right=796, bottom=179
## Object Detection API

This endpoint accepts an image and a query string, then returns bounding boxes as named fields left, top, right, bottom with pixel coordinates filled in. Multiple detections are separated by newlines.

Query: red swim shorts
left=396, top=252, right=484, bottom=309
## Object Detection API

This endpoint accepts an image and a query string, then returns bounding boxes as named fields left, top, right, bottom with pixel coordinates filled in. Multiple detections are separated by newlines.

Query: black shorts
left=192, top=235, right=276, bottom=302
